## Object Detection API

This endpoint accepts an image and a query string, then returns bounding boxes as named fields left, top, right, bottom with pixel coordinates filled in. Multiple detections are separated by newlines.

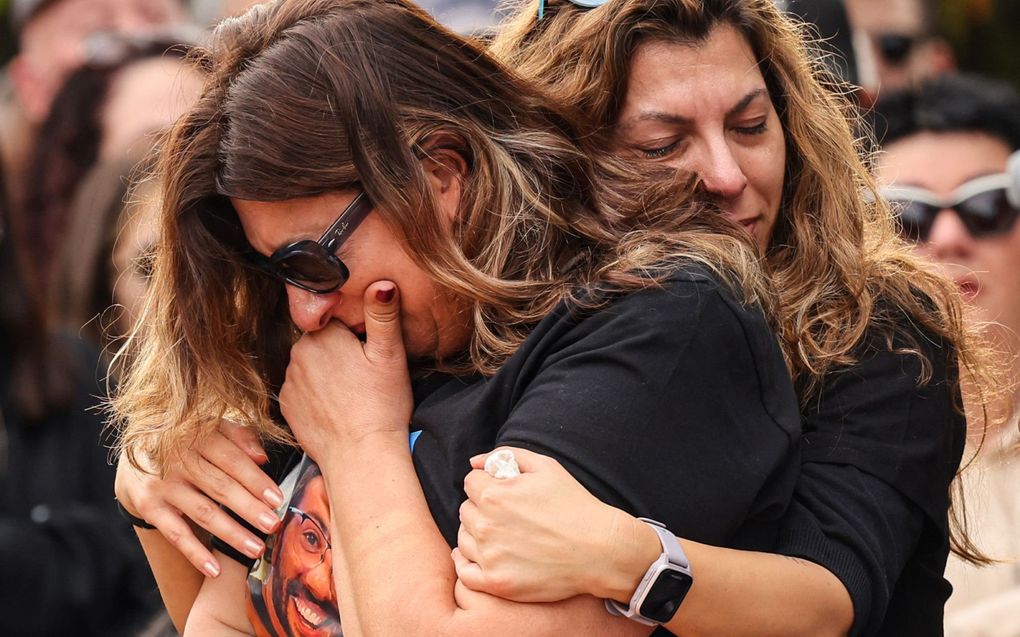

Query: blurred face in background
left=878, top=132, right=1020, bottom=352
left=11, top=0, right=186, bottom=123
left=99, top=55, right=204, bottom=160
left=106, top=56, right=201, bottom=335
left=111, top=186, right=159, bottom=336
left=845, top=0, right=954, bottom=98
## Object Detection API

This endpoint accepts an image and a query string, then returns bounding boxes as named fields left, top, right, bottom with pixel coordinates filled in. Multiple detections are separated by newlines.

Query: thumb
left=363, top=281, right=406, bottom=363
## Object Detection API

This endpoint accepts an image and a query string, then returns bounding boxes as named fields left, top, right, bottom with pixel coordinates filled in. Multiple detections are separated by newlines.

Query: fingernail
left=376, top=286, right=395, bottom=303
left=263, top=487, right=284, bottom=508
left=203, top=561, right=221, bottom=578
left=244, top=538, right=265, bottom=558
left=258, top=512, right=279, bottom=532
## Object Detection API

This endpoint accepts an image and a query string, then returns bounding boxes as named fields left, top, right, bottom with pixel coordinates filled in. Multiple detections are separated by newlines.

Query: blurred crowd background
left=0, top=0, right=1017, bottom=636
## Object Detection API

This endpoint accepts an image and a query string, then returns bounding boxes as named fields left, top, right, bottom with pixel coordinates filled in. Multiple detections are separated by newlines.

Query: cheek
left=978, top=240, right=1020, bottom=287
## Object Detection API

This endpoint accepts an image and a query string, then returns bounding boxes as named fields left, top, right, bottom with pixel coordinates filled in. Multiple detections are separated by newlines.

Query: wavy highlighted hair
left=111, top=0, right=772, bottom=475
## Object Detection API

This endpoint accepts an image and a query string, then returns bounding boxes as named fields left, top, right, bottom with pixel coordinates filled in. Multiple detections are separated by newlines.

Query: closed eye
left=734, top=121, right=767, bottom=136
left=637, top=139, right=681, bottom=159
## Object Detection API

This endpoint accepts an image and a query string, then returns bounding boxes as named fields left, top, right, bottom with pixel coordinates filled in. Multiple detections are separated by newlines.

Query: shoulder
left=561, top=262, right=770, bottom=343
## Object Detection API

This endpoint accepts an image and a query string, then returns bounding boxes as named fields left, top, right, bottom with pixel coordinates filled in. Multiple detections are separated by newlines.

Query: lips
left=350, top=323, right=367, bottom=342
left=289, top=595, right=341, bottom=637
left=736, top=215, right=761, bottom=237
left=954, top=276, right=980, bottom=302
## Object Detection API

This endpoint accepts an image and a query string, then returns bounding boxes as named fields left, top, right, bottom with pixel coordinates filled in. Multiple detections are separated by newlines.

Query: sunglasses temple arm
left=320, top=192, right=373, bottom=251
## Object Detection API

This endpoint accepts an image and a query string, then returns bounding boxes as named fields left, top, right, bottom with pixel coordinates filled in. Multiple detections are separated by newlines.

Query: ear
left=417, top=132, right=470, bottom=223
left=8, top=55, right=53, bottom=124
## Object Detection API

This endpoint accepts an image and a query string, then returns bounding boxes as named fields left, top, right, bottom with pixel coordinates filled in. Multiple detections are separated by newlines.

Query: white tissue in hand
left=484, top=449, right=520, bottom=479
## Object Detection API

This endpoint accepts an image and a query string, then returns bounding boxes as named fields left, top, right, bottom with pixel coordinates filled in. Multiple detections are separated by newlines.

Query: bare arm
left=183, top=552, right=255, bottom=636
left=456, top=449, right=853, bottom=637
left=321, top=433, right=651, bottom=637
left=114, top=422, right=285, bottom=630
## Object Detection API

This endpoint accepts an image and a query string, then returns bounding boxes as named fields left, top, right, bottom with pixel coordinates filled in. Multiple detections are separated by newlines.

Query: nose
left=923, top=209, right=973, bottom=262
left=306, top=558, right=336, bottom=602
left=287, top=286, right=340, bottom=333
left=694, top=138, right=748, bottom=203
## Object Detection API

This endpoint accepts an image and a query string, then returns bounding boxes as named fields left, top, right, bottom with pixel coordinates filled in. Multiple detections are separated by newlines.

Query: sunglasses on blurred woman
left=883, top=169, right=1020, bottom=243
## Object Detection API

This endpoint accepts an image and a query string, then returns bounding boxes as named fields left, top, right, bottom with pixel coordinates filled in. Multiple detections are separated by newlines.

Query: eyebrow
left=617, top=88, right=770, bottom=132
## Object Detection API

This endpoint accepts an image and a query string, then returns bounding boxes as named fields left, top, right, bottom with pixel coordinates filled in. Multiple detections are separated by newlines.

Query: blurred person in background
left=0, top=0, right=187, bottom=221
left=844, top=0, right=954, bottom=100
left=214, top=0, right=501, bottom=35
left=0, top=165, right=164, bottom=636
left=18, top=32, right=203, bottom=341
left=874, top=72, right=1020, bottom=637
left=781, top=0, right=860, bottom=87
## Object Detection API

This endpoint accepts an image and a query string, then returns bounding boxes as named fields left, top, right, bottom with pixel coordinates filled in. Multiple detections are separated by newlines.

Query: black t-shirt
left=411, top=266, right=801, bottom=553
left=225, top=266, right=803, bottom=634
left=775, top=318, right=965, bottom=636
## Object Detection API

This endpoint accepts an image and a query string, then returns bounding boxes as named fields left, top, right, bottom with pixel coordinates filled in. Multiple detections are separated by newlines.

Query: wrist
left=597, top=508, right=662, bottom=602
left=316, top=428, right=409, bottom=471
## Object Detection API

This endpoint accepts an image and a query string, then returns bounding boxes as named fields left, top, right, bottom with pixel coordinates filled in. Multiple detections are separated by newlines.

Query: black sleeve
left=495, top=274, right=801, bottom=544
left=775, top=325, right=964, bottom=636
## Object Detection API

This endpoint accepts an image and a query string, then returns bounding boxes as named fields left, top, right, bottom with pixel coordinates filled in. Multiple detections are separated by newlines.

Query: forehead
left=230, top=193, right=355, bottom=254
left=878, top=131, right=1013, bottom=195
left=24, top=0, right=179, bottom=36
left=295, top=476, right=329, bottom=517
left=619, top=24, right=767, bottom=125
left=845, top=0, right=923, bottom=33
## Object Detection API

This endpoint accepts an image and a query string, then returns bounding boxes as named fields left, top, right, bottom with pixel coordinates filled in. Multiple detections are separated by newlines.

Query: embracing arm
left=114, top=421, right=286, bottom=631
left=319, top=433, right=649, bottom=637
left=184, top=552, right=255, bottom=636
left=456, top=448, right=852, bottom=637
left=456, top=321, right=960, bottom=637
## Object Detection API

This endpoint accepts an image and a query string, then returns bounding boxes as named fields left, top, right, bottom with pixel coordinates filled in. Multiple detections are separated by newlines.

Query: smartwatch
left=605, top=518, right=693, bottom=626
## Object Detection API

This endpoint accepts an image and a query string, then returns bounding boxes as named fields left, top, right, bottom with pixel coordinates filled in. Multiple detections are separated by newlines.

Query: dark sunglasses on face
left=874, top=33, right=920, bottom=65
left=882, top=172, right=1020, bottom=243
left=200, top=192, right=374, bottom=294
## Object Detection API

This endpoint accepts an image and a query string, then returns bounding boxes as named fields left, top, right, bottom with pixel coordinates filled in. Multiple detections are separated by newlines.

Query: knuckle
left=476, top=488, right=501, bottom=509
left=163, top=523, right=187, bottom=547
left=191, top=500, right=220, bottom=526
left=487, top=572, right=514, bottom=597
left=473, top=517, right=495, bottom=540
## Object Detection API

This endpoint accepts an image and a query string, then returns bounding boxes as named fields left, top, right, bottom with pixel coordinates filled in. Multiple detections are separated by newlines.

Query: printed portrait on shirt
left=247, top=456, right=341, bottom=637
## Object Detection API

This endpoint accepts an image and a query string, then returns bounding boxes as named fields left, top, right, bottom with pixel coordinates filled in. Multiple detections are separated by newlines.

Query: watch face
left=638, top=568, right=693, bottom=623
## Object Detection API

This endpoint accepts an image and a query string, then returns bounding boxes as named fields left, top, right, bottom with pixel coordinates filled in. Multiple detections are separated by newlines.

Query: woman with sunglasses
left=111, top=0, right=810, bottom=634
left=449, top=0, right=997, bottom=635
left=872, top=72, right=1020, bottom=635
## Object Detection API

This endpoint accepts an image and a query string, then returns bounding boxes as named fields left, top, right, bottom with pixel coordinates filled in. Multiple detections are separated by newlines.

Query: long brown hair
left=112, top=0, right=772, bottom=472
left=490, top=0, right=1001, bottom=563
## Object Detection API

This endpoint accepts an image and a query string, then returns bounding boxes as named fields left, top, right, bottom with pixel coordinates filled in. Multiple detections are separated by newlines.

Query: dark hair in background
left=873, top=72, right=1020, bottom=150
left=20, top=33, right=193, bottom=301
left=0, top=161, right=75, bottom=423
left=782, top=0, right=858, bottom=86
